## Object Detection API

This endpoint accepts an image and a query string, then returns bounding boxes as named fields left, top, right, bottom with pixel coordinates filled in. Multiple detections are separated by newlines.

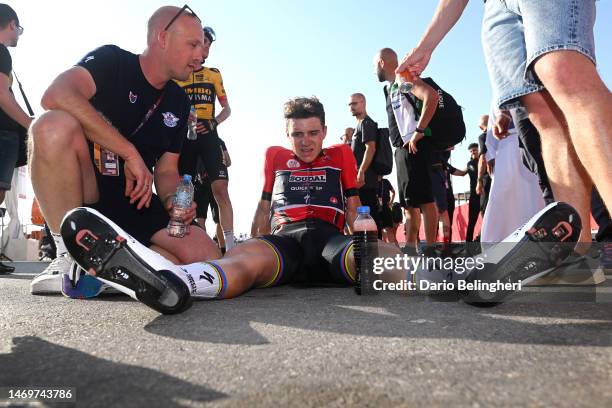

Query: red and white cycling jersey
left=261, top=144, right=359, bottom=232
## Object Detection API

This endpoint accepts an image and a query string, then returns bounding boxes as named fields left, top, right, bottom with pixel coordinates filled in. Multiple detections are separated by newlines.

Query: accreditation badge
left=93, top=143, right=120, bottom=177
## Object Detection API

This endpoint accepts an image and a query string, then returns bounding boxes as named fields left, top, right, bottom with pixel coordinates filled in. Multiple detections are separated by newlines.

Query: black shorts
left=179, top=129, right=228, bottom=182
left=256, top=219, right=354, bottom=287
left=391, top=203, right=404, bottom=224
left=429, top=166, right=448, bottom=212
left=88, top=179, right=169, bottom=247
left=194, top=180, right=219, bottom=223
left=381, top=204, right=394, bottom=228
left=395, top=143, right=434, bottom=209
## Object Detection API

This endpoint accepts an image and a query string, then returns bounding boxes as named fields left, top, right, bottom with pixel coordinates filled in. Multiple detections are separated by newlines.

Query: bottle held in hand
left=167, top=175, right=194, bottom=238
left=397, top=71, right=416, bottom=93
left=186, top=106, right=198, bottom=140
left=353, top=206, right=379, bottom=295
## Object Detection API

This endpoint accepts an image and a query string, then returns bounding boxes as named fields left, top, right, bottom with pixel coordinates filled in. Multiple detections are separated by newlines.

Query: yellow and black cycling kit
left=175, top=67, right=227, bottom=121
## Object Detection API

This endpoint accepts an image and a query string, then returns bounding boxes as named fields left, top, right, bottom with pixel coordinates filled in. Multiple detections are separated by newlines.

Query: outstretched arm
left=397, top=0, right=470, bottom=76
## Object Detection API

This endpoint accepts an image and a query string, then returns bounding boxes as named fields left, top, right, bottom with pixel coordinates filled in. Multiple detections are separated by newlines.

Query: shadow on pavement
left=144, top=286, right=612, bottom=347
left=0, top=336, right=226, bottom=407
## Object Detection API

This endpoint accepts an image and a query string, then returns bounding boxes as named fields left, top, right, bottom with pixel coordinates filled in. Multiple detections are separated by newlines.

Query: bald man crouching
left=29, top=5, right=220, bottom=298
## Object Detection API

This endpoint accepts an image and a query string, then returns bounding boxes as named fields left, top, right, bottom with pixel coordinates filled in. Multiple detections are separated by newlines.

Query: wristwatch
left=415, top=128, right=426, bottom=134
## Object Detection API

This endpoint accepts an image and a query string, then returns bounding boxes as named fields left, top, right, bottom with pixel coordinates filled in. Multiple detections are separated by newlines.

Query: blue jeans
left=0, top=130, right=19, bottom=190
left=482, top=0, right=596, bottom=109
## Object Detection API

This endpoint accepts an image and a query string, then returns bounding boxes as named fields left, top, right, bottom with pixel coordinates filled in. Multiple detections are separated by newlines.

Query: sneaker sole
left=61, top=208, right=192, bottom=314
left=463, top=202, right=581, bottom=306
left=30, top=274, right=62, bottom=295
left=528, top=267, right=605, bottom=286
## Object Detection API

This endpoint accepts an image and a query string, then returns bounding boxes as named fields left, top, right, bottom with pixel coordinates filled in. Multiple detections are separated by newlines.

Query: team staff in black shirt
left=348, top=93, right=382, bottom=234
left=29, top=6, right=220, bottom=283
left=0, top=4, right=31, bottom=274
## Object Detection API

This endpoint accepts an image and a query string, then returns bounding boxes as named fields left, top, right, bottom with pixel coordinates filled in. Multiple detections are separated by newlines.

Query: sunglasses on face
left=164, top=4, right=201, bottom=31
left=16, top=24, right=23, bottom=36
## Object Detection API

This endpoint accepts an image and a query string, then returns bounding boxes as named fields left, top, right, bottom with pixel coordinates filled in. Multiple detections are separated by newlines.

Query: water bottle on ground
left=167, top=175, right=194, bottom=238
left=186, top=106, right=198, bottom=140
left=353, top=206, right=379, bottom=295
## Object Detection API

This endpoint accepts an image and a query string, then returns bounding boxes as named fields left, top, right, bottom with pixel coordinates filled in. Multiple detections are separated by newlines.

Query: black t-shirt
left=0, top=44, right=21, bottom=132
left=379, top=178, right=394, bottom=205
left=77, top=45, right=189, bottom=179
left=351, top=115, right=378, bottom=188
left=467, top=157, right=479, bottom=193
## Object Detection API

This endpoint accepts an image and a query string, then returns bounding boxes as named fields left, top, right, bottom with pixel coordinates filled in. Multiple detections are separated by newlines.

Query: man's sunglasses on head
left=164, top=4, right=201, bottom=31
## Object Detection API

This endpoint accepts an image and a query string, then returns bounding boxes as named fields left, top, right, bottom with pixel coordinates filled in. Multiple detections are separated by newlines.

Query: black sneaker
left=462, top=202, right=581, bottom=306
left=60, top=207, right=192, bottom=314
left=0, top=261, right=14, bottom=275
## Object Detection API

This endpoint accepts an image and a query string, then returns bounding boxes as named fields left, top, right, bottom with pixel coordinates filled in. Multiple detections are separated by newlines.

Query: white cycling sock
left=51, top=232, right=68, bottom=257
left=176, top=262, right=226, bottom=299
left=223, top=230, right=235, bottom=250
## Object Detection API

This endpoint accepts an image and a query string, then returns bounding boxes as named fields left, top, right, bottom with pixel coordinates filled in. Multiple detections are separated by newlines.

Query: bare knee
left=30, top=110, right=83, bottom=155
left=533, top=51, right=599, bottom=96
left=522, top=93, right=565, bottom=135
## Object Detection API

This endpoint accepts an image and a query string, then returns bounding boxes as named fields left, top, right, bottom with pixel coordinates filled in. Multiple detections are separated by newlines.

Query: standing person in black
left=348, top=93, right=382, bottom=234
left=373, top=48, right=438, bottom=252
left=0, top=4, right=31, bottom=274
left=29, top=6, right=220, bottom=297
left=475, top=115, right=491, bottom=216
left=451, top=143, right=481, bottom=242
left=378, top=177, right=397, bottom=244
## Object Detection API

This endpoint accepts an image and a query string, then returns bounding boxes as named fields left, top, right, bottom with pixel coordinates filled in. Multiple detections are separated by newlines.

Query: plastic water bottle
left=353, top=206, right=379, bottom=295
left=186, top=106, right=198, bottom=140
left=397, top=71, right=415, bottom=93
left=167, top=175, right=194, bottom=238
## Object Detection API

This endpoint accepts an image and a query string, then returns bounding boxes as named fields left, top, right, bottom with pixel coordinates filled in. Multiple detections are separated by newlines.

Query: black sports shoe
left=0, top=261, right=14, bottom=274
left=461, top=202, right=581, bottom=306
left=60, top=207, right=192, bottom=314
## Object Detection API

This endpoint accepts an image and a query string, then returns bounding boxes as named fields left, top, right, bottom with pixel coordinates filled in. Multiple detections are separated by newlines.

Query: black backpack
left=405, top=77, right=466, bottom=151
left=371, top=127, right=393, bottom=176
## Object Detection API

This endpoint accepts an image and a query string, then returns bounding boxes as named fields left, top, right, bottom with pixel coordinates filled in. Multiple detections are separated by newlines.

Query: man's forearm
left=43, top=82, right=136, bottom=160
left=360, top=145, right=376, bottom=174
left=478, top=154, right=487, bottom=179
left=154, top=170, right=181, bottom=206
left=215, top=105, right=231, bottom=125
left=0, top=92, right=32, bottom=129
left=417, top=0, right=470, bottom=52
left=345, top=196, right=361, bottom=234
left=251, top=201, right=271, bottom=236
left=416, top=92, right=438, bottom=131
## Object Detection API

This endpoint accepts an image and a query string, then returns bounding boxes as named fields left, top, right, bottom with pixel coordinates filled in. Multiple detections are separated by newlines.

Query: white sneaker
left=60, top=207, right=192, bottom=314
left=30, top=255, right=74, bottom=295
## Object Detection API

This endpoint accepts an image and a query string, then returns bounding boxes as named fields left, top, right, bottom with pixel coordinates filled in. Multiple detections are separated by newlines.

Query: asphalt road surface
left=1, top=264, right=611, bottom=408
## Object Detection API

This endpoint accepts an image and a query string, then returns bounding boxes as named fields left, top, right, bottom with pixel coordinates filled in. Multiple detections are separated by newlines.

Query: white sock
left=51, top=232, right=68, bottom=257
left=223, top=230, right=235, bottom=250
left=177, top=262, right=226, bottom=299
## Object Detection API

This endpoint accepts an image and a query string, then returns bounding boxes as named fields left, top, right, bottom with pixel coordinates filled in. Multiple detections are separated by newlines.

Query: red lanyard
left=130, top=91, right=165, bottom=137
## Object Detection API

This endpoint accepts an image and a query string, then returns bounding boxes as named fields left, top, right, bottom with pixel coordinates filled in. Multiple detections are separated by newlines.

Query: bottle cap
left=183, top=174, right=192, bottom=183
left=357, top=206, right=370, bottom=215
